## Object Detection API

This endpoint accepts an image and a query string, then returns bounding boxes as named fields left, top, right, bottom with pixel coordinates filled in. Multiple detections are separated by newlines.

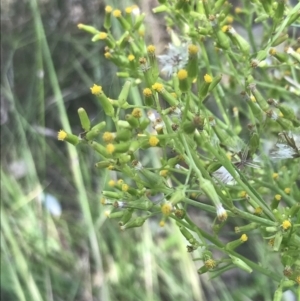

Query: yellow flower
left=159, top=220, right=165, bottom=227
left=204, top=259, right=216, bottom=269
left=161, top=203, right=173, bottom=215
left=122, top=184, right=129, bottom=192
left=102, top=132, right=115, bottom=143
left=159, top=170, right=168, bottom=177
left=125, top=6, right=132, bottom=14
left=204, top=74, right=213, bottom=83
left=106, top=143, right=115, bottom=154
left=98, top=32, right=108, bottom=39
left=275, top=194, right=281, bottom=201
left=152, top=82, right=164, bottom=93
left=222, top=25, right=229, bottom=32
left=284, top=187, right=291, bottom=194
left=240, top=234, right=248, bottom=242
left=226, top=16, right=234, bottom=23
left=254, top=207, right=263, bottom=215
left=105, top=6, right=113, bottom=13
left=177, top=69, right=188, bottom=80
left=269, top=48, right=277, bottom=56
left=149, top=135, right=159, bottom=147
left=239, top=191, right=247, bottom=198
left=143, top=88, right=152, bottom=97
left=226, top=152, right=232, bottom=160
left=57, top=130, right=67, bottom=141
left=188, top=44, right=198, bottom=55
left=108, top=180, right=115, bottom=187
left=104, top=52, right=112, bottom=59
left=131, top=108, right=142, bottom=118
left=113, top=9, right=122, bottom=17
left=272, top=172, right=279, bottom=180
left=282, top=220, right=291, bottom=230
left=128, top=54, right=135, bottom=61
left=147, top=45, right=156, bottom=54
left=90, top=84, right=102, bottom=95
left=235, top=7, right=242, bottom=14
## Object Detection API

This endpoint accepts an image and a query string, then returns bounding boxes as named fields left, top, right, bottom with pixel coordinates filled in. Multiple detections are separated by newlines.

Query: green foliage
left=2, top=0, right=300, bottom=300
left=67, top=0, right=300, bottom=299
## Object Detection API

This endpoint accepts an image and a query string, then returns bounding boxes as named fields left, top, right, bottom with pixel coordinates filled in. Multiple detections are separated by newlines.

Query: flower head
left=152, top=82, right=164, bottom=93
left=239, top=191, right=247, bottom=198
left=161, top=203, right=173, bottom=215
left=240, top=234, right=248, bottom=242
left=143, top=88, right=152, bottom=97
left=282, top=220, right=291, bottom=230
left=159, top=220, right=165, bottom=227
left=204, top=74, right=213, bottom=83
left=90, top=84, right=102, bottom=95
left=254, top=207, right=263, bottom=215
left=159, top=169, right=169, bottom=177
left=275, top=194, right=281, bottom=201
left=103, top=132, right=115, bottom=143
left=113, top=9, right=122, bottom=17
left=108, top=180, right=115, bottom=187
left=98, top=32, right=108, bottom=40
left=122, top=184, right=129, bottom=192
left=216, top=204, right=228, bottom=221
left=105, top=6, right=113, bottom=13
left=57, top=130, right=67, bottom=141
left=106, top=143, right=115, bottom=154
left=128, top=54, right=135, bottom=61
left=158, top=43, right=189, bottom=78
left=125, top=6, right=133, bottom=14
left=177, top=69, right=188, bottom=80
left=204, top=259, right=216, bottom=269
left=147, top=45, right=156, bottom=55
left=149, top=135, right=159, bottom=147
left=188, top=44, right=199, bottom=56
left=131, top=108, right=142, bottom=118
left=104, top=52, right=112, bottom=59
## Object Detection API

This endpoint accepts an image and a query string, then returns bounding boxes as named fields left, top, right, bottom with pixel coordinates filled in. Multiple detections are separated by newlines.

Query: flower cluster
left=60, top=1, right=300, bottom=293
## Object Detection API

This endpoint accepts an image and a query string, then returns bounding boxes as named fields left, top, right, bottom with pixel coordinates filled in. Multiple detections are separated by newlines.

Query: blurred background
left=1, top=0, right=297, bottom=300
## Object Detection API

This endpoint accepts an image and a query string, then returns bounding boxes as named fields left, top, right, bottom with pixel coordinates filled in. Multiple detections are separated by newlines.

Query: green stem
left=178, top=210, right=282, bottom=282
